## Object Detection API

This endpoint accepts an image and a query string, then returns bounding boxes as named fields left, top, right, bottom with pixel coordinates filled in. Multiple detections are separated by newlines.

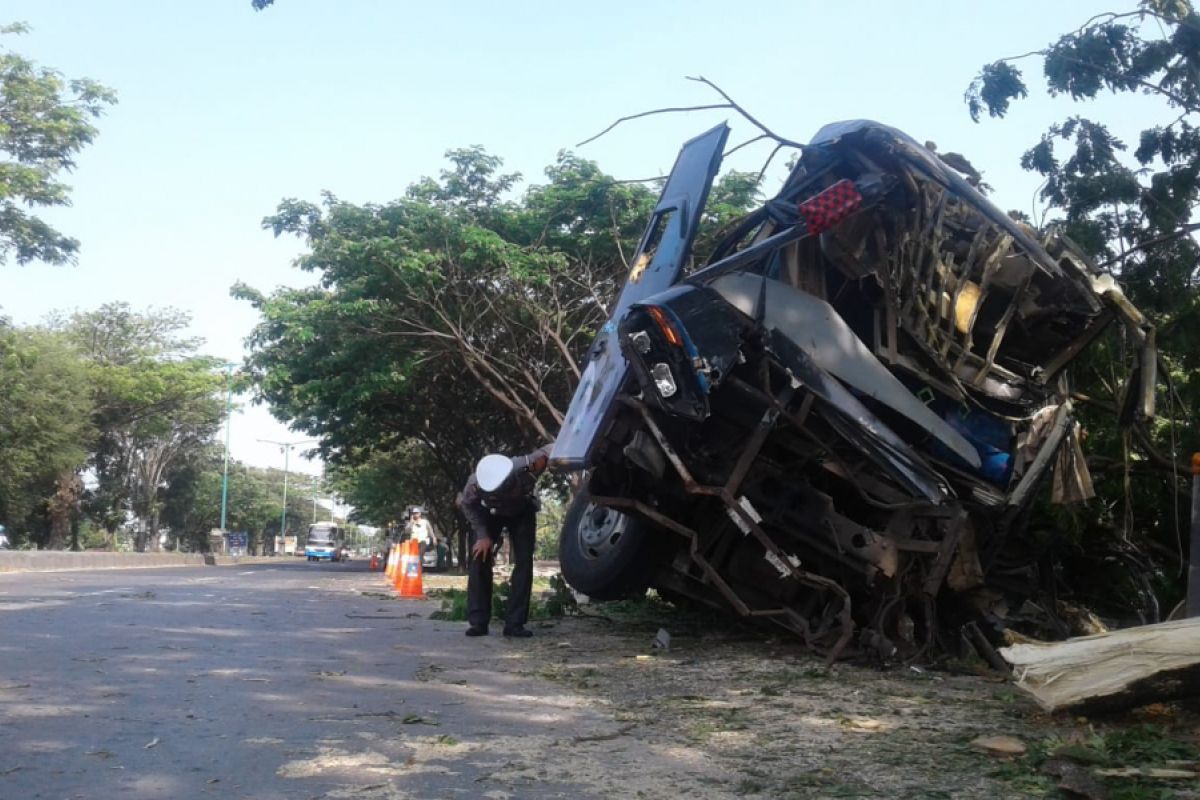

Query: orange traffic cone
left=384, top=543, right=399, bottom=579
left=393, top=539, right=424, bottom=598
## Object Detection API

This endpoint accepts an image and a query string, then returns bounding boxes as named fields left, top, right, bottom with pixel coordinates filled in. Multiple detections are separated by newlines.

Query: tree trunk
left=1000, top=617, right=1200, bottom=713
left=46, top=471, right=82, bottom=551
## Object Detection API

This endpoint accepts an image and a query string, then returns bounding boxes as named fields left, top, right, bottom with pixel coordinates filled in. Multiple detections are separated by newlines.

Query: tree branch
left=577, top=104, right=732, bottom=148
left=685, top=76, right=805, bottom=149
left=1098, top=222, right=1200, bottom=267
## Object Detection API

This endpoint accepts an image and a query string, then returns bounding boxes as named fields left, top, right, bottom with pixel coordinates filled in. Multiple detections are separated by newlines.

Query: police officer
left=404, top=507, right=436, bottom=560
left=458, top=444, right=552, bottom=637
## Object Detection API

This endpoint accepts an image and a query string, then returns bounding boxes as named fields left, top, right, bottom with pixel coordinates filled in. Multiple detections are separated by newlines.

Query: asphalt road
left=0, top=560, right=619, bottom=800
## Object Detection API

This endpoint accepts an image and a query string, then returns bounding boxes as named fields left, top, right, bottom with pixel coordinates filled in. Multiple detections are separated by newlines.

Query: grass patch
left=980, top=722, right=1200, bottom=800
left=429, top=575, right=578, bottom=622
left=586, top=591, right=735, bottom=638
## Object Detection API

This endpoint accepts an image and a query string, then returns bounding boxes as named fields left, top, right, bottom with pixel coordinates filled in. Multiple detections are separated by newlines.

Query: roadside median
left=0, top=551, right=282, bottom=573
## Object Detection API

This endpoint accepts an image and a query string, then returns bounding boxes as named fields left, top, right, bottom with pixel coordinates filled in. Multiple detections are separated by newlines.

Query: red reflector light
left=646, top=306, right=683, bottom=347
left=798, top=179, right=862, bottom=235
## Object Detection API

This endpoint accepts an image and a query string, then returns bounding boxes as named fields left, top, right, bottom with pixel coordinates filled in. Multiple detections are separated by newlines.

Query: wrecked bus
left=550, top=120, right=1155, bottom=662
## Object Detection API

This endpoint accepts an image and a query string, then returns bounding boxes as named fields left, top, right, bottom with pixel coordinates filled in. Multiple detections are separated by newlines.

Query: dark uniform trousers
left=467, top=508, right=536, bottom=631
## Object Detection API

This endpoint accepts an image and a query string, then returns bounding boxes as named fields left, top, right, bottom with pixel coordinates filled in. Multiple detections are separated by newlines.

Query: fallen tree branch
left=685, top=76, right=804, bottom=149
left=577, top=103, right=732, bottom=148
left=1001, top=617, right=1200, bottom=712
left=1098, top=222, right=1200, bottom=268
left=577, top=75, right=804, bottom=159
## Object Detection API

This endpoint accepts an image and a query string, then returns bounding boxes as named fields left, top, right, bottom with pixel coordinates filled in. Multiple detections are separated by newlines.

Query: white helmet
left=475, top=454, right=514, bottom=493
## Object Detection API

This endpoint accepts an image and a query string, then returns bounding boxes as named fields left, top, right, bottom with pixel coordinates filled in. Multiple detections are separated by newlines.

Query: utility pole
left=219, top=363, right=237, bottom=532
left=1189, top=453, right=1200, bottom=617
left=312, top=473, right=319, bottom=523
left=258, top=439, right=315, bottom=551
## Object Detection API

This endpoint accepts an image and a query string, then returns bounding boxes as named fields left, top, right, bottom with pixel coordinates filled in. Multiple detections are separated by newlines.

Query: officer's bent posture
left=457, top=445, right=551, bottom=637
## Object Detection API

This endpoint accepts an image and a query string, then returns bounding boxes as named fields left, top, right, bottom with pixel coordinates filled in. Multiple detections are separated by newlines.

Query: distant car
left=421, top=541, right=456, bottom=571
left=551, top=120, right=1155, bottom=661
left=0, top=532, right=9, bottom=550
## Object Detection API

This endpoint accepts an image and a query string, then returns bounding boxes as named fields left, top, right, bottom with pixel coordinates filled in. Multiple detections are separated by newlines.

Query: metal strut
left=615, top=394, right=857, bottom=662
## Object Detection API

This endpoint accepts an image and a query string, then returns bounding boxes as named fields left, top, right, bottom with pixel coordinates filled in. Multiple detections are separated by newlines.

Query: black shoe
left=465, top=626, right=489, bottom=637
left=503, top=626, right=533, bottom=638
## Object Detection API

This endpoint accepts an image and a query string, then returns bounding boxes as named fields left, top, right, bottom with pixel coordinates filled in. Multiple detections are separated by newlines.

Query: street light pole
left=257, top=438, right=316, bottom=552
left=281, top=445, right=290, bottom=540
left=219, top=363, right=237, bottom=532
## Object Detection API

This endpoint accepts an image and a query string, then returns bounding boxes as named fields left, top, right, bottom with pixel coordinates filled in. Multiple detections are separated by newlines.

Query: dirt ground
left=414, top=573, right=1200, bottom=799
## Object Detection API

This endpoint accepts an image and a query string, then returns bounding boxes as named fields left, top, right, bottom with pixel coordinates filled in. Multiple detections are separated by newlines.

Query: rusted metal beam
left=922, top=508, right=968, bottom=596
left=588, top=494, right=752, bottom=617
left=617, top=394, right=857, bottom=661
left=724, top=387, right=793, bottom=496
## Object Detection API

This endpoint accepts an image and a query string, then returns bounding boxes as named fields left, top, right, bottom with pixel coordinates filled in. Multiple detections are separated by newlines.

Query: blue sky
left=0, top=0, right=1148, bottom=474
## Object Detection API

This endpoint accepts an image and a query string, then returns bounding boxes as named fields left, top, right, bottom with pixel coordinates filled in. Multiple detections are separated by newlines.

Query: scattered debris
left=842, top=718, right=886, bottom=732
left=143, top=737, right=160, bottom=749
left=571, top=724, right=637, bottom=744
left=1094, top=766, right=1199, bottom=779
left=1038, top=758, right=1108, bottom=800
left=401, top=714, right=438, bottom=726
left=970, top=735, right=1027, bottom=757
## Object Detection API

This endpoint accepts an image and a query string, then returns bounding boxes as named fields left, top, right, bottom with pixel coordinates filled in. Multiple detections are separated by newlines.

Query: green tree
left=159, top=454, right=310, bottom=554
left=240, top=148, right=760, bottom=565
left=0, top=324, right=93, bottom=545
left=60, top=304, right=225, bottom=551
left=968, top=0, right=1200, bottom=615
left=0, top=23, right=116, bottom=265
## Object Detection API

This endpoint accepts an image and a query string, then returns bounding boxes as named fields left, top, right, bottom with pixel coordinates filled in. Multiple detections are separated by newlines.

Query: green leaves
left=965, top=62, right=1028, bottom=122
left=242, top=144, right=763, bottom=541
left=44, top=304, right=228, bottom=550
left=0, top=23, right=116, bottom=265
left=0, top=327, right=94, bottom=538
left=970, top=2, right=1200, bottom=609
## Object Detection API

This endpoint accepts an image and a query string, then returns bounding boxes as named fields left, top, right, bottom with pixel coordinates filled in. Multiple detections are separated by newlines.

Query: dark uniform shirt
left=459, top=445, right=551, bottom=536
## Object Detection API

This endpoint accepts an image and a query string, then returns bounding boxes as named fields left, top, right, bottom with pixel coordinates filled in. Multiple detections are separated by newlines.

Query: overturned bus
left=551, top=120, right=1156, bottom=661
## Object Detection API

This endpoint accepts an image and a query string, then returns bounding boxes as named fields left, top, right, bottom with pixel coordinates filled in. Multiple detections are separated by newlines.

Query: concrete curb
left=0, top=552, right=284, bottom=574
